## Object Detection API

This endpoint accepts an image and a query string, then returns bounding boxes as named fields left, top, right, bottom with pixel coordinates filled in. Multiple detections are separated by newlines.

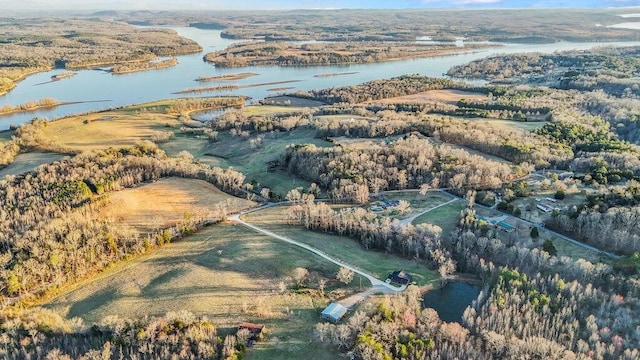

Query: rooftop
left=321, top=302, right=348, bottom=322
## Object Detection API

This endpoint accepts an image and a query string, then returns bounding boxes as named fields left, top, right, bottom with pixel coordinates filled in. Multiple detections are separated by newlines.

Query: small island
left=313, top=71, right=359, bottom=78
left=175, top=80, right=301, bottom=94
left=51, top=71, right=76, bottom=81
left=111, top=57, right=178, bottom=74
left=196, top=72, right=258, bottom=82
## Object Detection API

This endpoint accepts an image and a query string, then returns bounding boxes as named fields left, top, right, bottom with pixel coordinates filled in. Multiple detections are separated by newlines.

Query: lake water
left=423, top=281, right=481, bottom=323
left=2, top=26, right=640, bottom=130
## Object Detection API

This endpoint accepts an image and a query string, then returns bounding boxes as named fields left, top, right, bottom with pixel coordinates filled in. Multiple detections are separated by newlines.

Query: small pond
left=190, top=109, right=229, bottom=122
left=422, top=281, right=481, bottom=323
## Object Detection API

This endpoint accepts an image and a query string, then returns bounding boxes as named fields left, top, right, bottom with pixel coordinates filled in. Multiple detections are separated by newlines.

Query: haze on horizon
left=2, top=0, right=639, bottom=11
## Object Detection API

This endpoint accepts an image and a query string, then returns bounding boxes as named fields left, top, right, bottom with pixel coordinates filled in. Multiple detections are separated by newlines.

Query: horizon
left=3, top=0, right=640, bottom=11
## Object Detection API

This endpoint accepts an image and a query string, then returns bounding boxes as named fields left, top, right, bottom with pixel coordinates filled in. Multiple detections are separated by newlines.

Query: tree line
left=282, top=135, right=513, bottom=201
left=0, top=142, right=245, bottom=301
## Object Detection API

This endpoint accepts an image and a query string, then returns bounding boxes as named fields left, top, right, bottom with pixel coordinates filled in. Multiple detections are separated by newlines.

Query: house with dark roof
left=387, top=270, right=412, bottom=286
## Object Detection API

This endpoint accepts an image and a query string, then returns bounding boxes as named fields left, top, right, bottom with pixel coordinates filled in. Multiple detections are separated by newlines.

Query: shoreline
left=418, top=273, right=483, bottom=294
left=0, top=99, right=113, bottom=118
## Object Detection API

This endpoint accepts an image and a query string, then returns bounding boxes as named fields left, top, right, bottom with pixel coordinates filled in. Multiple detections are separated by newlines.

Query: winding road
left=228, top=209, right=406, bottom=294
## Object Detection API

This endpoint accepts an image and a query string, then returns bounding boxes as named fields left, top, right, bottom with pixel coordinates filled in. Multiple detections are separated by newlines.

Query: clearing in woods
left=412, top=201, right=466, bottom=239
left=0, top=152, right=67, bottom=178
left=203, top=128, right=332, bottom=196
left=99, top=177, right=256, bottom=233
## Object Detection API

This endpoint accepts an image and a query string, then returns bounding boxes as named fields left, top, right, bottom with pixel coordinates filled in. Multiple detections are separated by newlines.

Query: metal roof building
left=321, top=302, right=348, bottom=323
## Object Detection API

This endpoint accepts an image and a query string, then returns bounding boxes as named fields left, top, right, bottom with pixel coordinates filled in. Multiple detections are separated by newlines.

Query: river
left=2, top=26, right=640, bottom=130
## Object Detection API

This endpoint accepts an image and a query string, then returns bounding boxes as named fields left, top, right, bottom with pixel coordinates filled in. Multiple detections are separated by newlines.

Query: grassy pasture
left=549, top=236, right=604, bottom=263
left=243, top=105, right=308, bottom=117
left=205, top=128, right=331, bottom=196
left=44, top=223, right=346, bottom=359
left=243, top=206, right=439, bottom=286
left=412, top=201, right=466, bottom=238
left=99, top=177, right=256, bottom=233
left=160, top=134, right=210, bottom=158
left=0, top=152, right=67, bottom=178
left=475, top=118, right=547, bottom=132
left=40, top=112, right=179, bottom=152
left=380, top=191, right=453, bottom=213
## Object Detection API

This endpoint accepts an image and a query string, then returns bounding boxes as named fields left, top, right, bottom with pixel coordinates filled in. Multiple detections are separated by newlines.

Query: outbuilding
left=321, top=302, right=348, bottom=323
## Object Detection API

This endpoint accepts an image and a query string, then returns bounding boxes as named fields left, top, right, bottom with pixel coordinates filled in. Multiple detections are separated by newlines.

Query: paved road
left=435, top=190, right=620, bottom=259
left=228, top=208, right=406, bottom=294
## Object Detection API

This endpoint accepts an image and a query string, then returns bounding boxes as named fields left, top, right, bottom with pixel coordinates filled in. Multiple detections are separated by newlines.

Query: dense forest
left=109, top=9, right=640, bottom=43
left=283, top=135, right=513, bottom=200
left=204, top=41, right=487, bottom=67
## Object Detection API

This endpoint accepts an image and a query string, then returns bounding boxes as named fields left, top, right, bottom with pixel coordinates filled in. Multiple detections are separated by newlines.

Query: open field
left=44, top=223, right=347, bottom=360
left=412, top=201, right=466, bottom=238
left=160, top=135, right=210, bottom=158
left=205, top=128, right=331, bottom=196
left=369, top=89, right=490, bottom=105
left=243, top=206, right=439, bottom=285
left=40, top=112, right=180, bottom=152
left=547, top=235, right=604, bottom=263
left=99, top=177, right=256, bottom=233
left=380, top=191, right=454, bottom=214
left=243, top=105, right=309, bottom=116
left=0, top=152, right=67, bottom=178
left=475, top=118, right=547, bottom=132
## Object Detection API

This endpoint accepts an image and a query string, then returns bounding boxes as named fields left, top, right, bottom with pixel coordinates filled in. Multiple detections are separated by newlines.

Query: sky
left=2, top=0, right=639, bottom=10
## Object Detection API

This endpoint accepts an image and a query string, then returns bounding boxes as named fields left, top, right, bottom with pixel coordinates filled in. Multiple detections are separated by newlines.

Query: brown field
left=0, top=152, right=67, bottom=178
left=99, top=177, right=256, bottom=233
left=44, top=223, right=347, bottom=360
left=368, top=89, right=490, bottom=105
left=40, top=112, right=180, bottom=152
